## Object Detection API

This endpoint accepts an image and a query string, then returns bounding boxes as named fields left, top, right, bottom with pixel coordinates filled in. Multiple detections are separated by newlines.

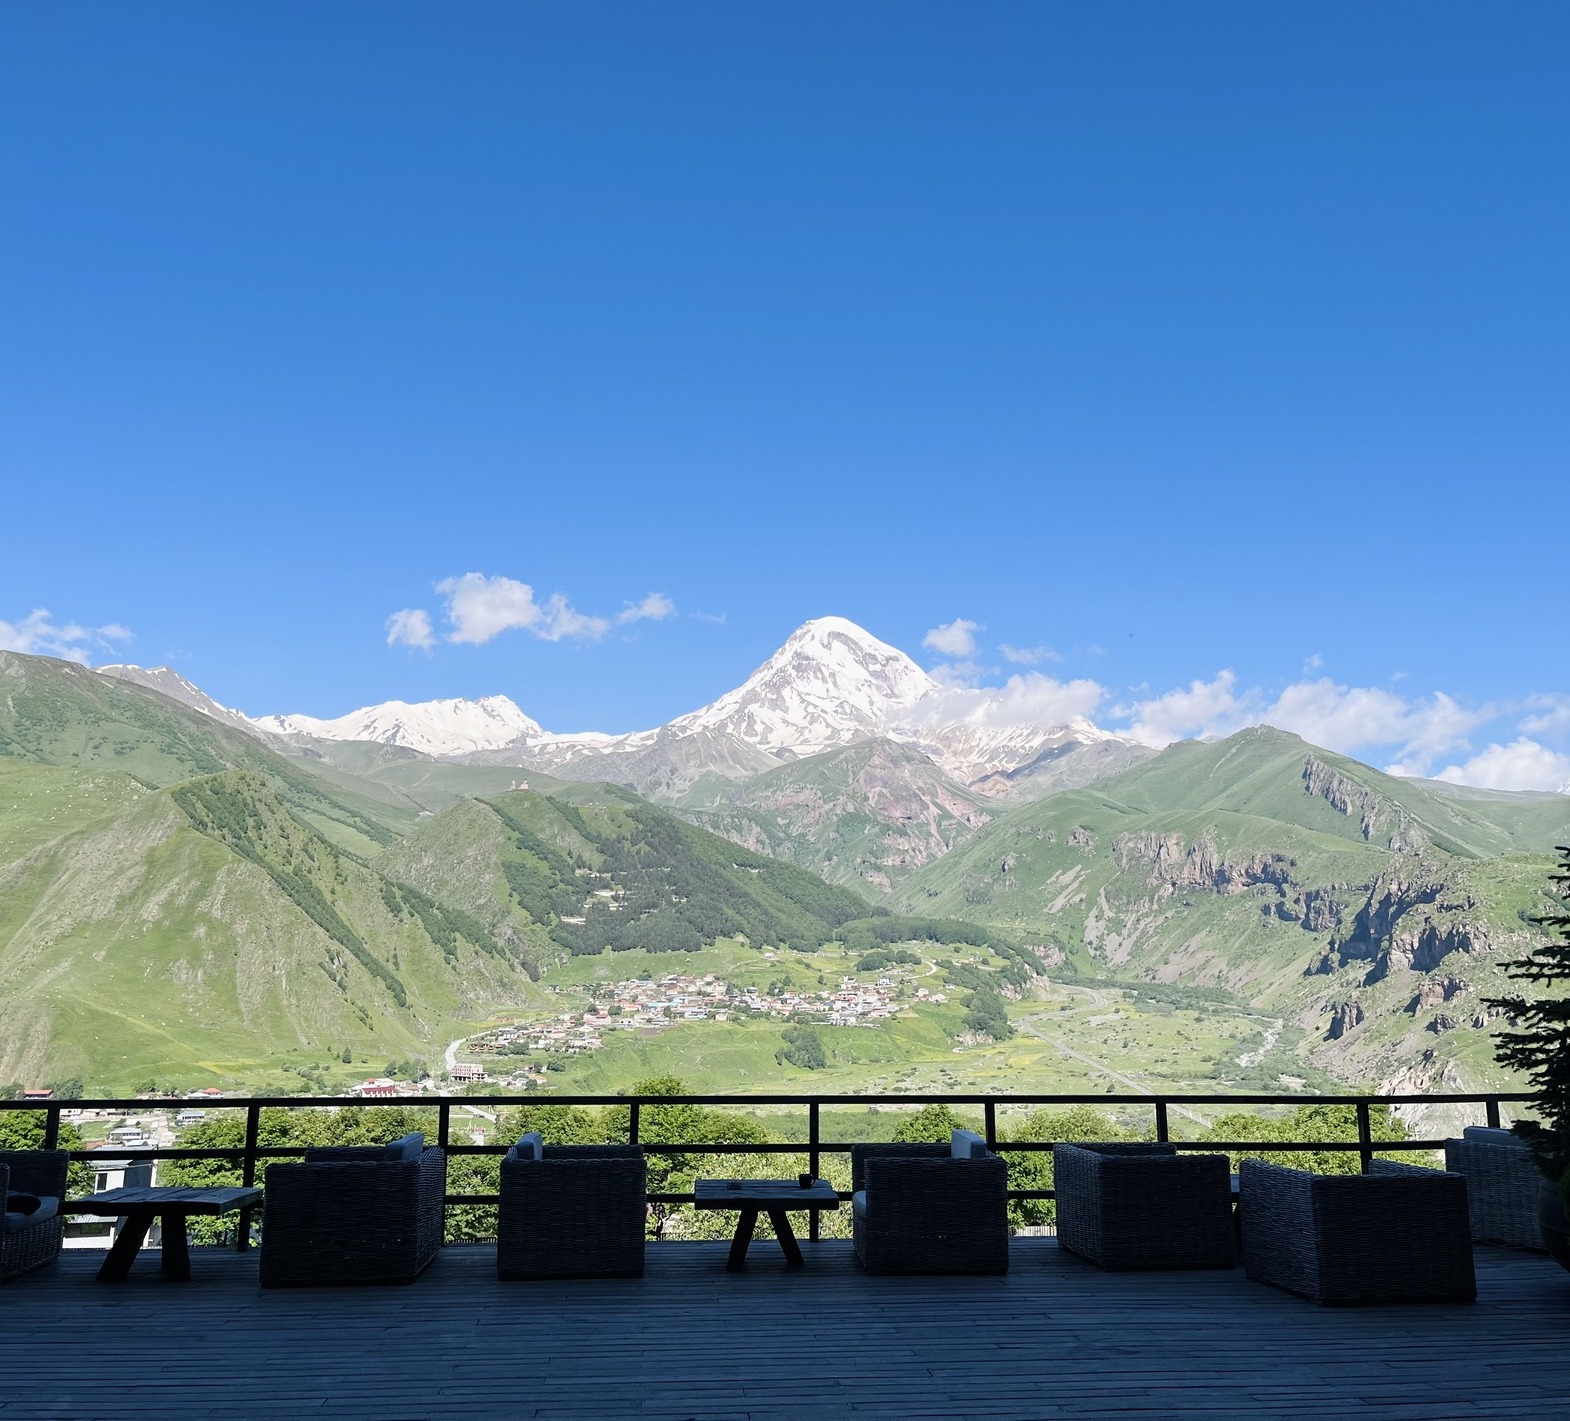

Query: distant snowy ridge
left=250, top=694, right=544, bottom=759
left=99, top=616, right=1147, bottom=788
left=96, top=664, right=262, bottom=737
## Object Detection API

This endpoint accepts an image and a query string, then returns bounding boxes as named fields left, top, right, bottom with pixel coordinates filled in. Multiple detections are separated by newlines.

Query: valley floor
left=4, top=1241, right=1567, bottom=1418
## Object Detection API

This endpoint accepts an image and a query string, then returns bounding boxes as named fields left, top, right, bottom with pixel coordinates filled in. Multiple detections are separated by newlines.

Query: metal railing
left=5, top=1088, right=1532, bottom=1246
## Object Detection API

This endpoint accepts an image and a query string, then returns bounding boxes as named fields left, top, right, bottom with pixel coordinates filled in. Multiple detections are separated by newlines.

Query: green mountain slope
left=0, top=651, right=414, bottom=854
left=896, top=726, right=1566, bottom=1095
left=380, top=782, right=874, bottom=964
left=683, top=738, right=995, bottom=894
left=0, top=764, right=539, bottom=1093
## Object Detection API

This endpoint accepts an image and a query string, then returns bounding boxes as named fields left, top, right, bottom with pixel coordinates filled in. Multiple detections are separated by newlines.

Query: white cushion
left=2, top=1194, right=58, bottom=1233
left=852, top=1190, right=868, bottom=1222
left=508, top=1131, right=544, bottom=1163
left=1463, top=1126, right=1525, bottom=1149
left=383, top=1132, right=425, bottom=1163
left=951, top=1128, right=988, bottom=1160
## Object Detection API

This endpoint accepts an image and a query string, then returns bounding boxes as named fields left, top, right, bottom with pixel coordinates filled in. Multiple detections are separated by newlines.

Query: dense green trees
left=776, top=1026, right=828, bottom=1070
left=1491, top=845, right=1570, bottom=1193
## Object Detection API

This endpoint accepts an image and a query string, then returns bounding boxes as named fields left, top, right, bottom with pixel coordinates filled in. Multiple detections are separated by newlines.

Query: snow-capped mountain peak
left=667, top=616, right=939, bottom=755
left=95, top=664, right=259, bottom=736
left=250, top=694, right=543, bottom=758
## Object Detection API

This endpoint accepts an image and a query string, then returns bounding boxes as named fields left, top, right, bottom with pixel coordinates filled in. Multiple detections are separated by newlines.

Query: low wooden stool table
left=694, top=1178, right=840, bottom=1270
left=68, top=1186, right=264, bottom=1282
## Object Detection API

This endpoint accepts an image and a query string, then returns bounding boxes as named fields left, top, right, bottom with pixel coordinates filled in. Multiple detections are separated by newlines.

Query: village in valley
left=450, top=969, right=949, bottom=1086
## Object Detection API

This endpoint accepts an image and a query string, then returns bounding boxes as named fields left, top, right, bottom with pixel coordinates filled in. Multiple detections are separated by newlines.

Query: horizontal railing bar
left=0, top=1090, right=1534, bottom=1111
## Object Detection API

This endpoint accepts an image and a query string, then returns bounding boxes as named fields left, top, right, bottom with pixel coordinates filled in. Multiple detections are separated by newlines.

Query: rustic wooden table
left=693, top=1179, right=840, bottom=1270
left=68, top=1186, right=265, bottom=1282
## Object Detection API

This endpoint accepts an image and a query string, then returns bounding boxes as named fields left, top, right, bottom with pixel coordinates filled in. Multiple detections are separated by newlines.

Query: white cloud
left=1302, top=653, right=1323, bottom=671
left=1435, top=739, right=1570, bottom=793
left=617, top=593, right=676, bottom=626
left=1119, top=671, right=1254, bottom=747
left=438, top=573, right=547, bottom=645
left=1116, top=671, right=1492, bottom=772
left=0, top=608, right=132, bottom=665
left=1520, top=695, right=1570, bottom=737
left=999, top=643, right=1061, bottom=665
left=923, top=618, right=981, bottom=658
left=429, top=573, right=616, bottom=646
left=534, top=593, right=610, bottom=643
left=916, top=672, right=1106, bottom=730
left=385, top=608, right=436, bottom=651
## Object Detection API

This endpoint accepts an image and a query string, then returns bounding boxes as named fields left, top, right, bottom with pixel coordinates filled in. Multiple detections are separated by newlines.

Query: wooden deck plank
left=1, top=1241, right=1567, bottom=1419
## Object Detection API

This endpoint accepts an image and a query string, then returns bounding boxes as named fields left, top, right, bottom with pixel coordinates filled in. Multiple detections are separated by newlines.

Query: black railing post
left=1154, top=1101, right=1170, bottom=1144
left=43, top=1104, right=60, bottom=1151
left=237, top=1102, right=262, bottom=1252
left=984, top=1100, right=997, bottom=1152
left=808, top=1101, right=821, bottom=1242
left=438, top=1101, right=452, bottom=1149
left=628, top=1101, right=641, bottom=1145
left=1486, top=1097, right=1502, bottom=1129
left=1356, top=1101, right=1374, bottom=1174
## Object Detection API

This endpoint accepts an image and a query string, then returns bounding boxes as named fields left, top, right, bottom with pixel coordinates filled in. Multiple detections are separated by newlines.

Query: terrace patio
left=3, top=1238, right=1567, bottom=1419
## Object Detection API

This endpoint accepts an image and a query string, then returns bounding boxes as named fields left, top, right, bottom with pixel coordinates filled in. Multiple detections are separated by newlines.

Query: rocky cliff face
left=1113, top=828, right=1295, bottom=896
left=1303, top=754, right=1426, bottom=852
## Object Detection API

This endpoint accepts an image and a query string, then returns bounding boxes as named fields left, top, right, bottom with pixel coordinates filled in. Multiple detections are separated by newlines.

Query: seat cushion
left=384, top=1132, right=425, bottom=1163
left=1462, top=1126, right=1524, bottom=1149
left=3, top=1194, right=59, bottom=1233
left=852, top=1190, right=868, bottom=1222
left=951, top=1128, right=988, bottom=1160
left=507, top=1130, right=544, bottom=1163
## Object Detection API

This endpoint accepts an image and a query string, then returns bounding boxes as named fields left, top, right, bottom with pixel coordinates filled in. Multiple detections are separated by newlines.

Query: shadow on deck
left=3, top=1240, right=1569, bottom=1418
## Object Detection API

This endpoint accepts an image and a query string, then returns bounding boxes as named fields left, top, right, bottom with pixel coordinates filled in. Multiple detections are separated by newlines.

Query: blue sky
left=2, top=3, right=1567, bottom=787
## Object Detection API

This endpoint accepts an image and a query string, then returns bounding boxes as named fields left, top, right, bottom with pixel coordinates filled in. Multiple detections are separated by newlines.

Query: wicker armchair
left=1443, top=1126, right=1545, bottom=1251
left=1, top=1150, right=68, bottom=1285
left=497, top=1136, right=646, bottom=1279
left=1054, top=1142, right=1234, bottom=1270
left=1240, top=1158, right=1475, bottom=1305
left=850, top=1136, right=1009, bottom=1276
left=260, top=1132, right=446, bottom=1287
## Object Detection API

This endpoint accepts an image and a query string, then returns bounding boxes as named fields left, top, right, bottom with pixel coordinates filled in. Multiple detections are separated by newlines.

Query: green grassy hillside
left=896, top=726, right=1565, bottom=1095
left=382, top=783, right=875, bottom=966
left=0, top=758, right=540, bottom=1093
left=0, top=651, right=414, bottom=854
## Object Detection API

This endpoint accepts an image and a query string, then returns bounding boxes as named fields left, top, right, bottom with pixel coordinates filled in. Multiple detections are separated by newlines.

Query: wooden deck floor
left=3, top=1240, right=1568, bottom=1419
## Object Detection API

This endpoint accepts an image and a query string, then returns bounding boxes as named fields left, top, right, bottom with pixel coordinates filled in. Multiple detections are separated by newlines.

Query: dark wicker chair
left=1443, top=1126, right=1544, bottom=1251
left=1240, top=1158, right=1476, bottom=1305
left=1053, top=1142, right=1234, bottom=1270
left=497, top=1140, right=646, bottom=1279
left=260, top=1133, right=446, bottom=1287
left=1, top=1150, right=68, bottom=1285
left=850, top=1140, right=1009, bottom=1275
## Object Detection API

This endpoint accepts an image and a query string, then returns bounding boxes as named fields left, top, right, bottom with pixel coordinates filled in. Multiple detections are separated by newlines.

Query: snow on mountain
left=95, top=665, right=263, bottom=737
left=251, top=695, right=543, bottom=758
left=129, top=616, right=1141, bottom=788
left=891, top=714, right=1128, bottom=786
left=667, top=616, right=939, bottom=755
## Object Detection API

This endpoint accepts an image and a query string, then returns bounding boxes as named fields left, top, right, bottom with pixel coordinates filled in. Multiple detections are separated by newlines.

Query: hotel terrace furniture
left=1240, top=1158, right=1476, bottom=1306
left=1053, top=1142, right=1235, bottom=1270
left=0, top=1149, right=68, bottom=1284
left=1443, top=1125, right=1546, bottom=1250
left=67, top=1185, right=265, bottom=1282
left=497, top=1133, right=647, bottom=1279
left=693, top=1177, right=841, bottom=1270
left=259, top=1131, right=446, bottom=1287
left=849, top=1130, right=1009, bottom=1276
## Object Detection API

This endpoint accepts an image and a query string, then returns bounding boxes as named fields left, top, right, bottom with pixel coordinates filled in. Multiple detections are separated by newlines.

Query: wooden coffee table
left=693, top=1178, right=840, bottom=1270
left=68, top=1186, right=264, bottom=1282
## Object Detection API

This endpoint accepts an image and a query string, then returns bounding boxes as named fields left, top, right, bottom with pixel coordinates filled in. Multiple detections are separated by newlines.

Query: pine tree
left=1489, top=846, right=1570, bottom=1190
